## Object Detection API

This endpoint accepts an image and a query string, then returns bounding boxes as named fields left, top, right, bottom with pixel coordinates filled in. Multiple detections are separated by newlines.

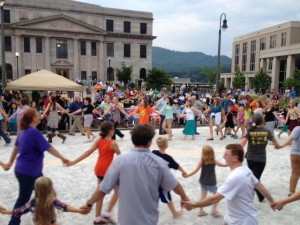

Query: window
left=140, top=68, right=146, bottom=80
left=25, top=69, right=31, bottom=75
left=92, top=71, right=97, bottom=80
left=36, top=38, right=42, bottom=53
left=56, top=39, right=68, bottom=59
left=260, top=37, right=266, bottom=50
left=242, top=42, right=247, bottom=71
left=80, top=41, right=86, bottom=55
left=234, top=44, right=240, bottom=72
left=4, top=36, right=11, bottom=52
left=4, top=9, right=10, bottom=23
left=106, top=19, right=114, bottom=32
left=140, top=23, right=147, bottom=34
left=270, top=35, right=277, bottom=49
left=250, top=40, right=256, bottom=71
left=107, top=43, right=114, bottom=57
left=24, top=37, right=30, bottom=53
left=91, top=41, right=97, bottom=56
left=124, top=21, right=131, bottom=33
left=140, top=45, right=147, bottom=58
left=268, top=58, right=273, bottom=71
left=124, top=44, right=131, bottom=58
left=81, top=71, right=87, bottom=80
left=281, top=32, right=287, bottom=47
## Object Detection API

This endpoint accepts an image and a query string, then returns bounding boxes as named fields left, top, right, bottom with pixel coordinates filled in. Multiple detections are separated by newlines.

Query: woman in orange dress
left=67, top=121, right=121, bottom=224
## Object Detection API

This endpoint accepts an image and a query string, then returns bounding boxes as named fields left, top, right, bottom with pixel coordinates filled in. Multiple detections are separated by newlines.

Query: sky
left=77, top=0, right=300, bottom=57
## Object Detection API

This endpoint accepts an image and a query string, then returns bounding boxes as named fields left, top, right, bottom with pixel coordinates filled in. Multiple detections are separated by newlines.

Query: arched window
left=140, top=68, right=146, bottom=80
left=107, top=67, right=114, bottom=81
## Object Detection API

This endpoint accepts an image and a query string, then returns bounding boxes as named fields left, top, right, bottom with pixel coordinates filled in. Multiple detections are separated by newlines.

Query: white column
left=45, top=37, right=51, bottom=70
left=99, top=41, right=105, bottom=81
left=271, top=57, right=280, bottom=91
left=73, top=39, right=79, bottom=80
left=286, top=55, right=295, bottom=79
left=260, top=59, right=267, bottom=71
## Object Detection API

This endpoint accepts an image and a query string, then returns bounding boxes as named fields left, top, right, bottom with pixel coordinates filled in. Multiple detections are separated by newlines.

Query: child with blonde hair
left=0, top=176, right=88, bottom=225
left=152, top=136, right=187, bottom=218
left=184, top=145, right=227, bottom=217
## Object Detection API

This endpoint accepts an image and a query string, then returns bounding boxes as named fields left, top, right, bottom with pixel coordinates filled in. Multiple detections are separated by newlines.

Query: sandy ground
left=0, top=126, right=299, bottom=225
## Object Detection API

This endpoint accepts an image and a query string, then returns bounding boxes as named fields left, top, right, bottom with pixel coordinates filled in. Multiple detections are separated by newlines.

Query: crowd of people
left=1, top=83, right=300, bottom=225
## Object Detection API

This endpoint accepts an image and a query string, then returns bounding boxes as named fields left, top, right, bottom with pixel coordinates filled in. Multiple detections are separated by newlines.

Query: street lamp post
left=15, top=52, right=19, bottom=79
left=216, top=13, right=228, bottom=93
left=1, top=0, right=6, bottom=88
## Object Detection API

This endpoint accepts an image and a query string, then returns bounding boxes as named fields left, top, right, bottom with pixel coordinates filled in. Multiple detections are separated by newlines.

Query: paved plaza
left=0, top=126, right=299, bottom=225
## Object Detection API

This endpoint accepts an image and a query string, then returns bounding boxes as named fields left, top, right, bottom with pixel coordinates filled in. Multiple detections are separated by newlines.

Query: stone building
left=221, top=21, right=300, bottom=92
left=0, top=0, right=155, bottom=83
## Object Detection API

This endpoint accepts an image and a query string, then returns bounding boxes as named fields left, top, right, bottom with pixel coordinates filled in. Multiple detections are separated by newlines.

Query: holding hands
left=0, top=205, right=12, bottom=215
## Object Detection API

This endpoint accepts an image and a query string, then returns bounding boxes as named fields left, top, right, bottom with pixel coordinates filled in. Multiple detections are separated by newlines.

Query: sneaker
left=81, top=133, right=86, bottom=136
left=69, top=133, right=75, bottom=136
left=94, top=216, right=117, bottom=225
left=83, top=139, right=92, bottom=143
left=4, top=142, right=11, bottom=146
left=195, top=132, right=200, bottom=135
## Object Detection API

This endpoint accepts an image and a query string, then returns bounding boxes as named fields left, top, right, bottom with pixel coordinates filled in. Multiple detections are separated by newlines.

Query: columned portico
left=260, top=59, right=267, bottom=71
left=73, top=38, right=79, bottom=80
left=286, top=55, right=295, bottom=79
left=99, top=41, right=105, bottom=81
left=271, top=57, right=280, bottom=91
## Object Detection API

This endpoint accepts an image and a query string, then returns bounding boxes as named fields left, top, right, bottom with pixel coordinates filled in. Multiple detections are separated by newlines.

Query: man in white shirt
left=183, top=144, right=275, bottom=225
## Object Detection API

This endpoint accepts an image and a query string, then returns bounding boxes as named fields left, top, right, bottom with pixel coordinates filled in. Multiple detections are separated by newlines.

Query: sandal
left=197, top=211, right=208, bottom=217
left=220, top=137, right=223, bottom=140
left=206, top=138, right=214, bottom=141
left=211, top=211, right=222, bottom=217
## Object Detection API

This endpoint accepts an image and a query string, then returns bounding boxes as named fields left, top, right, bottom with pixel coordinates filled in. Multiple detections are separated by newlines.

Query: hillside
left=152, top=47, right=232, bottom=82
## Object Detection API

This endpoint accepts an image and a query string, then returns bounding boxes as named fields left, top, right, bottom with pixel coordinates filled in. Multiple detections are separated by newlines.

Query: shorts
left=158, top=186, right=172, bottom=203
left=225, top=122, right=235, bottom=128
left=165, top=118, right=173, bottom=123
left=97, top=176, right=104, bottom=181
left=84, top=114, right=93, bottom=127
left=201, top=184, right=217, bottom=193
left=244, top=119, right=250, bottom=125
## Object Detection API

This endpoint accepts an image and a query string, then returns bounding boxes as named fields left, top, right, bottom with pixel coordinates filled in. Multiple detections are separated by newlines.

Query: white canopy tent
left=6, top=69, right=83, bottom=91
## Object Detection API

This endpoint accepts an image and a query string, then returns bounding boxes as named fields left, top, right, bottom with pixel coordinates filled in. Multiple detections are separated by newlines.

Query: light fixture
left=15, top=52, right=19, bottom=57
left=222, top=19, right=228, bottom=31
left=0, top=0, right=5, bottom=7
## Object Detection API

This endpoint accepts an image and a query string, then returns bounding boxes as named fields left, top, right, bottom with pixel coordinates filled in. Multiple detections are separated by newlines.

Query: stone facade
left=222, top=21, right=300, bottom=92
left=0, top=0, right=156, bottom=83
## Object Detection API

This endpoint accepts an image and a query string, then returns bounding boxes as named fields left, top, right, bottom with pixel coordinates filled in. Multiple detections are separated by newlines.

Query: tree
left=252, top=69, right=271, bottom=94
left=115, top=62, right=133, bottom=84
left=232, top=68, right=245, bottom=89
left=200, top=66, right=216, bottom=89
left=146, top=68, right=173, bottom=90
left=284, top=68, right=300, bottom=92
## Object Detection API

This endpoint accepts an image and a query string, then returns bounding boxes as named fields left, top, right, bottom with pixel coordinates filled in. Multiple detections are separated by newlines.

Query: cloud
left=76, top=0, right=300, bottom=57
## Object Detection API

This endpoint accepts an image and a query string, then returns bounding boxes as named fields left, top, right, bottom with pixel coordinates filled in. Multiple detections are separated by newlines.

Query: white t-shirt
left=218, top=166, right=259, bottom=225
left=185, top=108, right=195, bottom=120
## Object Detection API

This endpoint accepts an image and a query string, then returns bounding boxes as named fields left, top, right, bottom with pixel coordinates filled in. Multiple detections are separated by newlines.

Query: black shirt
left=82, top=104, right=94, bottom=115
left=264, top=109, right=275, bottom=122
left=152, top=150, right=179, bottom=170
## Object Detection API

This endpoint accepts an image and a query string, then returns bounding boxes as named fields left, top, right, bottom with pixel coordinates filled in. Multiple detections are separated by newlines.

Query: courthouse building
left=0, top=0, right=155, bottom=83
left=221, top=21, right=300, bottom=92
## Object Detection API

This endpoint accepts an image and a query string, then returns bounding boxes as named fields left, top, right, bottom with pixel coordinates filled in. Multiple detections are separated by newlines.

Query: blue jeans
left=0, top=120, right=11, bottom=144
left=8, top=172, right=41, bottom=225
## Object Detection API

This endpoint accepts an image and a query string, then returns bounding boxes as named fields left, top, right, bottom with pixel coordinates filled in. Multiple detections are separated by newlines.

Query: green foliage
left=200, top=66, right=216, bottom=89
left=146, top=68, right=173, bottom=90
left=252, top=69, right=272, bottom=94
left=284, top=68, right=300, bottom=91
left=115, top=62, right=133, bottom=84
left=232, top=68, right=245, bottom=89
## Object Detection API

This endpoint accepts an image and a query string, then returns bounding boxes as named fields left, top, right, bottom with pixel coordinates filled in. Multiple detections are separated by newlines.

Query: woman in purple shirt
left=2, top=109, right=69, bottom=225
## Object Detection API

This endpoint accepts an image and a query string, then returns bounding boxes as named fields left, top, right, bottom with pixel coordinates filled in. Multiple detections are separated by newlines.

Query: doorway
left=56, top=69, right=69, bottom=78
